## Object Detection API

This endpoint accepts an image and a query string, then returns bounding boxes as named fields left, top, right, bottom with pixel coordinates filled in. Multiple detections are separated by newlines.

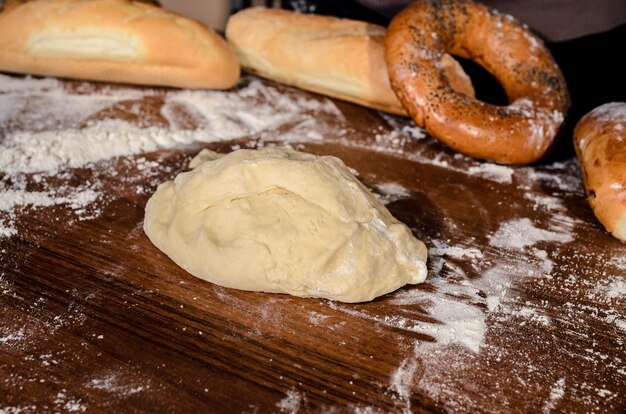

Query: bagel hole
left=453, top=56, right=508, bottom=106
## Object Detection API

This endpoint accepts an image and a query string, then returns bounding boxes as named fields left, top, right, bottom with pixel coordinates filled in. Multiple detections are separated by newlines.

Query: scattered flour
left=389, top=348, right=419, bottom=414
left=372, top=182, right=412, bottom=205
left=605, top=280, right=626, bottom=299
left=466, top=163, right=515, bottom=184
left=53, top=392, right=86, bottom=413
left=358, top=164, right=618, bottom=413
left=543, top=378, right=566, bottom=413
left=410, top=296, right=485, bottom=353
left=614, top=319, right=626, bottom=333
left=519, top=166, right=581, bottom=193
left=489, top=218, right=573, bottom=250
left=307, top=311, right=330, bottom=326
left=276, top=388, right=304, bottom=414
left=0, top=328, right=25, bottom=344
left=517, top=306, right=551, bottom=326
left=429, top=241, right=483, bottom=260
left=0, top=121, right=195, bottom=174
left=0, top=406, right=37, bottom=414
left=379, top=113, right=426, bottom=142
left=0, top=75, right=341, bottom=239
left=87, top=374, right=146, bottom=397
left=0, top=187, right=99, bottom=211
left=0, top=78, right=340, bottom=175
left=0, top=75, right=153, bottom=132
left=352, top=407, right=385, bottom=414
left=0, top=222, right=16, bottom=238
left=486, top=296, right=501, bottom=312
left=523, top=192, right=567, bottom=212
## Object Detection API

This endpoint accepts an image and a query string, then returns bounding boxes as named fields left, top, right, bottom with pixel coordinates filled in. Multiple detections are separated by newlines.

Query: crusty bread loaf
left=574, top=103, right=626, bottom=242
left=0, top=0, right=240, bottom=89
left=1, top=0, right=158, bottom=13
left=225, top=7, right=474, bottom=116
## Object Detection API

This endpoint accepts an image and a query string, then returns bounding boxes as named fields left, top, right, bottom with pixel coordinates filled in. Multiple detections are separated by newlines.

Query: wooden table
left=1, top=75, right=624, bottom=413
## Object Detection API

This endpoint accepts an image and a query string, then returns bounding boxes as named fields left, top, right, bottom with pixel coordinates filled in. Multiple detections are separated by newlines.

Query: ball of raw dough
left=143, top=147, right=428, bottom=302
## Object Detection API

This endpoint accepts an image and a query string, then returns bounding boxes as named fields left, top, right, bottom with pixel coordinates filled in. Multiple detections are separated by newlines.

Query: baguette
left=225, top=7, right=474, bottom=116
left=0, top=0, right=240, bottom=89
left=574, top=103, right=626, bottom=242
left=0, top=0, right=158, bottom=13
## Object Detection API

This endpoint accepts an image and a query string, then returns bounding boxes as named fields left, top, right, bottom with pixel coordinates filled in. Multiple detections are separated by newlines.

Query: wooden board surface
left=0, top=74, right=625, bottom=413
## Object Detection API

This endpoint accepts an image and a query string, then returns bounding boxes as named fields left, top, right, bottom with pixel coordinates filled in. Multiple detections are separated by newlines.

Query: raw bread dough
left=144, top=147, right=428, bottom=302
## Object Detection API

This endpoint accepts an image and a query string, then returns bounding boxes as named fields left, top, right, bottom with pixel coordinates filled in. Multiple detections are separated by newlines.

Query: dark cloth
left=547, top=23, right=626, bottom=156
left=481, top=0, right=626, bottom=41
left=352, top=0, right=626, bottom=41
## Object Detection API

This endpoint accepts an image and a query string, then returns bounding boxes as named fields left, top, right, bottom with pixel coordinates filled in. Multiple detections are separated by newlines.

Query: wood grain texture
left=0, top=75, right=625, bottom=413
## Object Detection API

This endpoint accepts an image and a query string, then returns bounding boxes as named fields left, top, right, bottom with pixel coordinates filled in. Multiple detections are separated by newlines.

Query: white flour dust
left=53, top=391, right=86, bottom=413
left=276, top=388, right=304, bottom=414
left=489, top=218, right=574, bottom=250
left=543, top=377, right=566, bottom=413
left=0, top=406, right=38, bottom=413
left=372, top=182, right=411, bottom=204
left=606, top=280, right=626, bottom=299
left=0, top=75, right=341, bottom=238
left=0, top=328, right=25, bottom=344
left=466, top=163, right=515, bottom=184
left=0, top=75, right=153, bottom=132
left=389, top=347, right=419, bottom=414
left=87, top=374, right=146, bottom=397
left=351, top=156, right=622, bottom=413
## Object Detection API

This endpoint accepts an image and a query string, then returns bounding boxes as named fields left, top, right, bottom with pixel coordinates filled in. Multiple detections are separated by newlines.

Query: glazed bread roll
left=225, top=7, right=474, bottom=116
left=0, top=0, right=240, bottom=89
left=385, top=0, right=570, bottom=165
left=574, top=103, right=626, bottom=242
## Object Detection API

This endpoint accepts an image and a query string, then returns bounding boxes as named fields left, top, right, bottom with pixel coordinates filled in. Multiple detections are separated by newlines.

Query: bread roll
left=0, top=0, right=240, bottom=89
left=0, top=0, right=158, bottom=13
left=574, top=103, right=626, bottom=242
left=225, top=7, right=474, bottom=116
left=384, top=0, right=570, bottom=165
